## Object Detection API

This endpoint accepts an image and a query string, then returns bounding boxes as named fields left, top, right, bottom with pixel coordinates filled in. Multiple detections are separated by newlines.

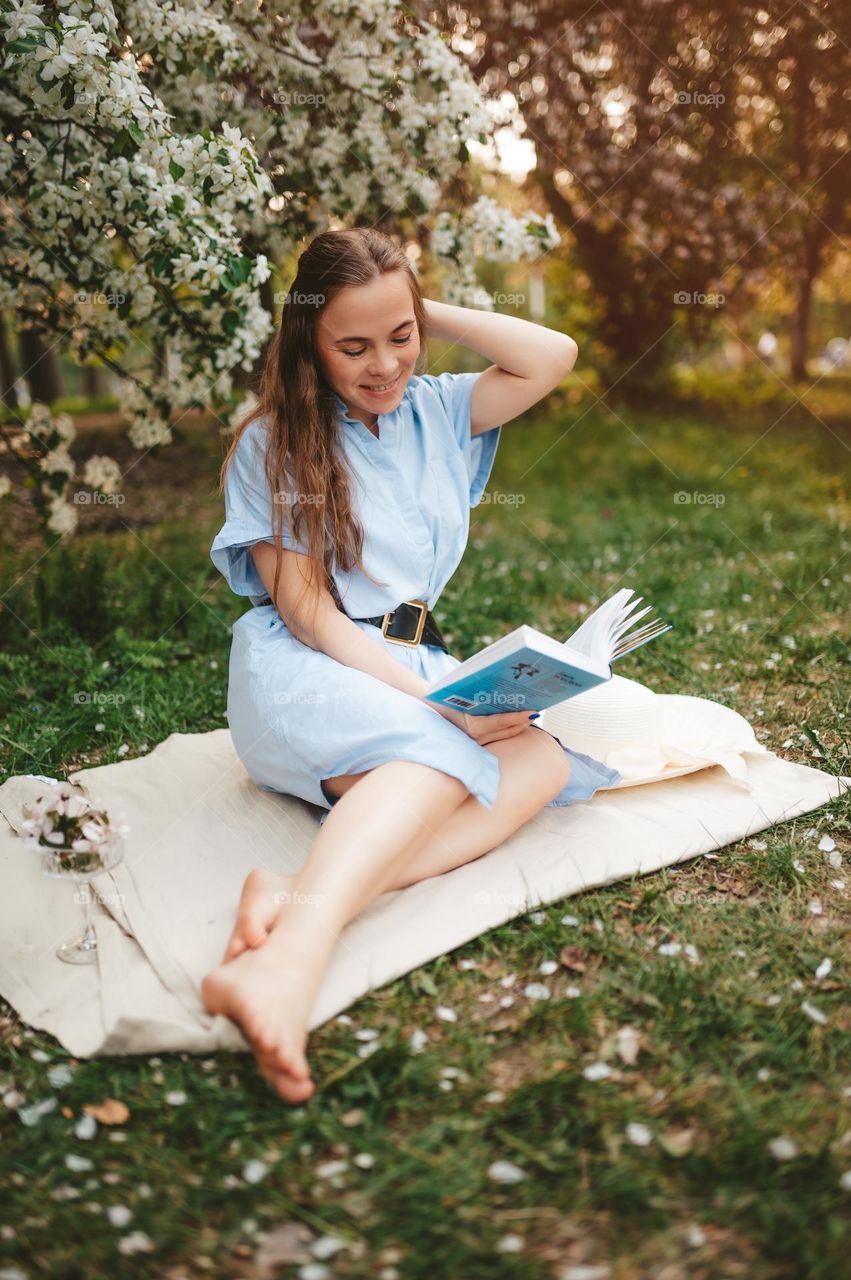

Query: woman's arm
left=251, top=541, right=434, bottom=699
left=249, top=542, right=533, bottom=742
left=423, top=298, right=578, bottom=435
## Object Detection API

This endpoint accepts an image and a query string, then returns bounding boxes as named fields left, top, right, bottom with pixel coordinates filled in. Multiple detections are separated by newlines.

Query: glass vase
left=41, top=833, right=124, bottom=965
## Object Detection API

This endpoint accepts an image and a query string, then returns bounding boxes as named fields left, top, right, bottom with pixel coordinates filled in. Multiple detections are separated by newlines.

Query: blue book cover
left=424, top=589, right=671, bottom=716
left=425, top=632, right=610, bottom=715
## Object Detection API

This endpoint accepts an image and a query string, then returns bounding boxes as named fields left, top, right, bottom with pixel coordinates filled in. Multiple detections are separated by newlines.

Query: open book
left=424, top=588, right=672, bottom=716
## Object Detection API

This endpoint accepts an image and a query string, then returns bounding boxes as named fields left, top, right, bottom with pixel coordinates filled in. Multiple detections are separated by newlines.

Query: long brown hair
left=219, top=227, right=427, bottom=632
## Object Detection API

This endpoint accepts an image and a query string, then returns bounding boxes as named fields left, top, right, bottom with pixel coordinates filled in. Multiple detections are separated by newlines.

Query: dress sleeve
left=210, top=419, right=309, bottom=598
left=426, top=370, right=502, bottom=508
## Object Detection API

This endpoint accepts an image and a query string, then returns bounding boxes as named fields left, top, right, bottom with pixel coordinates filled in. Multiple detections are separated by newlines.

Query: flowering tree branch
left=1, top=0, right=559, bottom=536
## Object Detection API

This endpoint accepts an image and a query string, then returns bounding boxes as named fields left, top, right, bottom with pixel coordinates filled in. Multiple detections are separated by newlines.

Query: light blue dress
left=210, top=371, right=622, bottom=826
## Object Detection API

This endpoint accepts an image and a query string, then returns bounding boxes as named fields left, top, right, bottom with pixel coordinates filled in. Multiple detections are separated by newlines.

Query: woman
left=202, top=227, right=621, bottom=1102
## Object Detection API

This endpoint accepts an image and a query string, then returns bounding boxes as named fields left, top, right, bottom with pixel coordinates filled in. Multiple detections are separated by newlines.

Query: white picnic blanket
left=0, top=723, right=846, bottom=1058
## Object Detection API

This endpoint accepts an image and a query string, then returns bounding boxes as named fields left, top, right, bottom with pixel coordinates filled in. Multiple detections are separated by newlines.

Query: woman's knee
left=521, top=725, right=571, bottom=799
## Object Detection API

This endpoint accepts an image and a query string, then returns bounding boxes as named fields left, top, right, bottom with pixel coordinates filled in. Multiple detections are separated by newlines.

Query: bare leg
left=223, top=726, right=569, bottom=956
left=202, top=760, right=469, bottom=1101
left=368, top=725, right=571, bottom=889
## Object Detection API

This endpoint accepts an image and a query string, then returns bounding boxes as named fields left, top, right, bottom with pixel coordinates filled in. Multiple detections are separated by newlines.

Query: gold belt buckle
left=381, top=599, right=427, bottom=647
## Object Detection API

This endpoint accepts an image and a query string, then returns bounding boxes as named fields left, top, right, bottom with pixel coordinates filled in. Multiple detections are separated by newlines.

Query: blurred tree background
left=2, top=1, right=848, bottom=425
left=425, top=0, right=850, bottom=395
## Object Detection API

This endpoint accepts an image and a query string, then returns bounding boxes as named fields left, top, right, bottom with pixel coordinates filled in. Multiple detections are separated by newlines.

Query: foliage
left=0, top=0, right=559, bottom=535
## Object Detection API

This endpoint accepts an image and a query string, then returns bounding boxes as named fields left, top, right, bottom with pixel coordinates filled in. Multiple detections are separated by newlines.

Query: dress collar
left=332, top=377, right=418, bottom=440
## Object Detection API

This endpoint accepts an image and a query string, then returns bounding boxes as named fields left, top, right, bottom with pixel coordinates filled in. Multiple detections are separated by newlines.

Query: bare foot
left=222, top=868, right=296, bottom=963
left=202, top=944, right=317, bottom=1103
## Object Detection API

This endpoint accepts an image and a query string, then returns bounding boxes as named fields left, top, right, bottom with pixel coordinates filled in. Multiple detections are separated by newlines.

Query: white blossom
left=4, top=0, right=557, bottom=536
left=82, top=454, right=122, bottom=494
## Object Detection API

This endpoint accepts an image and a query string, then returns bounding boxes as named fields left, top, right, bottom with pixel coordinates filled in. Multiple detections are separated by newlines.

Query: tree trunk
left=19, top=328, right=63, bottom=405
left=82, top=364, right=100, bottom=400
left=535, top=160, right=675, bottom=394
left=789, top=234, right=821, bottom=382
left=0, top=313, right=19, bottom=412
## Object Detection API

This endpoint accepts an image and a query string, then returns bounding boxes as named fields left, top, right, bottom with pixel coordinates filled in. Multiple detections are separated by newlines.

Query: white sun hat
left=539, top=672, right=770, bottom=790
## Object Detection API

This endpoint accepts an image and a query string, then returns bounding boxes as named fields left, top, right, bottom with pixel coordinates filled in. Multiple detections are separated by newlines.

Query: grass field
left=1, top=375, right=849, bottom=1279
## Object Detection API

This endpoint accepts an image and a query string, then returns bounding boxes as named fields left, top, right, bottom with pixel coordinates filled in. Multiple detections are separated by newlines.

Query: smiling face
left=316, top=270, right=422, bottom=430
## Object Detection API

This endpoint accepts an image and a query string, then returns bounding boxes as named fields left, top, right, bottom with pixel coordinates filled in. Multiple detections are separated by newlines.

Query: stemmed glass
left=21, top=781, right=128, bottom=966
left=41, top=831, right=125, bottom=964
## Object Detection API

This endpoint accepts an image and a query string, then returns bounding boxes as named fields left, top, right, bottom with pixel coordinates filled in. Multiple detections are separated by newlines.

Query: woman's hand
left=420, top=297, right=579, bottom=434
left=432, top=703, right=536, bottom=746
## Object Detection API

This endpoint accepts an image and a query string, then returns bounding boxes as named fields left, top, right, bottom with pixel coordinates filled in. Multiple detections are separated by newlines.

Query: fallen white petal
left=298, top=1265, right=330, bottom=1280
left=117, top=1232, right=153, bottom=1255
left=768, top=1136, right=798, bottom=1161
left=64, top=1154, right=93, bottom=1172
left=18, top=1097, right=57, bottom=1126
left=496, top=1233, right=525, bottom=1253
left=107, top=1205, right=133, bottom=1227
left=242, top=1160, right=269, bottom=1184
left=801, top=1000, right=828, bottom=1025
left=615, top=1026, right=641, bottom=1065
left=74, top=1114, right=97, bottom=1140
left=583, top=1062, right=613, bottom=1081
left=487, top=1159, right=526, bottom=1184
left=311, top=1236, right=345, bottom=1260
left=658, top=942, right=682, bottom=956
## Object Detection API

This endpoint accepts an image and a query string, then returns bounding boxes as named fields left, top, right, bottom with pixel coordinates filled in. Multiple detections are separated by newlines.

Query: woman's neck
left=340, top=398, right=379, bottom=437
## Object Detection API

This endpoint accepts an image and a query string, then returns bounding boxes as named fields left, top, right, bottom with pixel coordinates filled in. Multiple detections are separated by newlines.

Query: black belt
left=348, top=598, right=449, bottom=652
left=254, top=595, right=449, bottom=652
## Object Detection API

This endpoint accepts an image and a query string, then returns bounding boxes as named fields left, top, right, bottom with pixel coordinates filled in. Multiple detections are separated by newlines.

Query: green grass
left=1, top=381, right=849, bottom=1279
